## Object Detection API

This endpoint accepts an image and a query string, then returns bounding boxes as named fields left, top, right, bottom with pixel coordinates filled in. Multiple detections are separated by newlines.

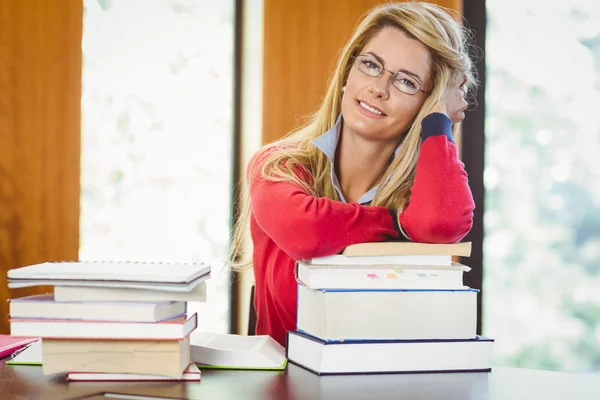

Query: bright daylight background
left=484, top=0, right=600, bottom=371
left=80, top=0, right=235, bottom=335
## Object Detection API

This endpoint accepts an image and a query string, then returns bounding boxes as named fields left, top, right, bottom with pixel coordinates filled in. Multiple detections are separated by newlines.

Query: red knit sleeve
left=248, top=149, right=400, bottom=261
left=399, top=113, right=475, bottom=244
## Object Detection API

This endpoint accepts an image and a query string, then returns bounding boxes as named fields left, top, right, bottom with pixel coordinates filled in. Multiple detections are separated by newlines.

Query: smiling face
left=341, top=27, right=432, bottom=144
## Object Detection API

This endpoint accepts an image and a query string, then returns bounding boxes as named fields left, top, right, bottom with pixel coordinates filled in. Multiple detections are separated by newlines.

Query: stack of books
left=286, top=241, right=495, bottom=375
left=6, top=260, right=210, bottom=381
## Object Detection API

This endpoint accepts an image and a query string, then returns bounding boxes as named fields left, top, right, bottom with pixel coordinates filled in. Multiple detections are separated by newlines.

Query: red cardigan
left=248, top=113, right=475, bottom=346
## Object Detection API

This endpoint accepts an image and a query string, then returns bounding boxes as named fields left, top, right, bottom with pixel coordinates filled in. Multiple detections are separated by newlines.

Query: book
left=342, top=241, right=472, bottom=257
left=308, top=254, right=454, bottom=267
left=286, top=330, right=493, bottom=375
left=9, top=294, right=186, bottom=322
left=297, top=285, right=477, bottom=340
left=0, top=335, right=39, bottom=359
left=53, top=283, right=207, bottom=303
left=307, top=242, right=471, bottom=267
left=284, top=356, right=490, bottom=399
left=42, top=337, right=190, bottom=377
left=7, top=260, right=211, bottom=292
left=9, top=313, right=198, bottom=340
left=66, top=362, right=201, bottom=382
left=295, top=261, right=470, bottom=290
left=191, top=332, right=287, bottom=370
left=6, top=339, right=42, bottom=365
left=8, top=276, right=207, bottom=292
left=8, top=260, right=210, bottom=282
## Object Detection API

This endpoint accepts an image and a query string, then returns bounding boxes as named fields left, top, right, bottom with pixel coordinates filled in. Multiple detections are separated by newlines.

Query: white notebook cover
left=7, top=261, right=211, bottom=284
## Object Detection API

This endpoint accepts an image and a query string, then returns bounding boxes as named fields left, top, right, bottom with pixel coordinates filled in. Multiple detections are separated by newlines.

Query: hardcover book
left=286, top=330, right=493, bottom=375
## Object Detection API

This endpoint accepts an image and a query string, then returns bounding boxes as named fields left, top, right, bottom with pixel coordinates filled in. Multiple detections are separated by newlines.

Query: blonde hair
left=231, top=1, right=477, bottom=268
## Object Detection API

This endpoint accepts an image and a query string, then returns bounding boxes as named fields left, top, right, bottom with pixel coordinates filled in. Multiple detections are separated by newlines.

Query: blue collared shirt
left=310, top=115, right=401, bottom=205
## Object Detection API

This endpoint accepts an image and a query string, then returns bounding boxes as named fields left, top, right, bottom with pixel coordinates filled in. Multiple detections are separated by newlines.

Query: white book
left=297, top=285, right=477, bottom=341
left=308, top=254, right=453, bottom=267
left=296, top=261, right=470, bottom=290
left=286, top=330, right=493, bottom=375
left=10, top=313, right=197, bottom=340
left=9, top=294, right=186, bottom=322
left=43, top=337, right=190, bottom=377
left=66, top=362, right=201, bottom=382
left=53, top=283, right=207, bottom=303
left=191, top=332, right=286, bottom=370
left=8, top=276, right=207, bottom=292
left=7, top=260, right=210, bottom=284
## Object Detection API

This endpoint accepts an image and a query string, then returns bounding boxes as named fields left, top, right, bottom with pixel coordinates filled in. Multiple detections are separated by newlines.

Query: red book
left=0, top=335, right=39, bottom=359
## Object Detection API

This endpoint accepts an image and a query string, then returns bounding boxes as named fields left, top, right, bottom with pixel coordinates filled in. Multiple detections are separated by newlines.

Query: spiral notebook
left=7, top=261, right=211, bottom=292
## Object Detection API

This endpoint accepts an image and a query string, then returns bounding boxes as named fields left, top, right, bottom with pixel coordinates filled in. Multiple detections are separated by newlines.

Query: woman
left=233, top=2, right=478, bottom=346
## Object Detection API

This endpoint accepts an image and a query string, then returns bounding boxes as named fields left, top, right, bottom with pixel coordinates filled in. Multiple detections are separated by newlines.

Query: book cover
left=7, top=261, right=211, bottom=283
left=0, top=335, right=39, bottom=360
left=9, top=313, right=198, bottom=340
left=8, top=276, right=208, bottom=292
left=295, top=261, right=470, bottom=290
left=286, top=330, right=494, bottom=375
left=342, top=241, right=472, bottom=257
left=5, top=339, right=42, bottom=365
left=53, top=283, right=207, bottom=303
left=9, top=294, right=186, bottom=322
left=191, top=332, right=287, bottom=371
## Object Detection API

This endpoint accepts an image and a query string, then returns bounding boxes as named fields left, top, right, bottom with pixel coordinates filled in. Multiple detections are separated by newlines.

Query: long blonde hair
left=231, top=1, right=477, bottom=268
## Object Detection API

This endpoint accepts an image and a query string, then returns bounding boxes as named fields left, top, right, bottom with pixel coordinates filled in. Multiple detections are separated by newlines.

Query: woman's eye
left=397, top=78, right=416, bottom=88
left=362, top=60, right=379, bottom=70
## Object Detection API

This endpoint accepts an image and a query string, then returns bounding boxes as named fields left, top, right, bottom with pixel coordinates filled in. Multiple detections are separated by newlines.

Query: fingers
left=452, top=94, right=468, bottom=124
left=459, top=96, right=468, bottom=111
left=440, top=78, right=469, bottom=124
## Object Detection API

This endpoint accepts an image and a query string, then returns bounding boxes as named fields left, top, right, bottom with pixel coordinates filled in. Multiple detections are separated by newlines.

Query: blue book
left=286, top=330, right=493, bottom=375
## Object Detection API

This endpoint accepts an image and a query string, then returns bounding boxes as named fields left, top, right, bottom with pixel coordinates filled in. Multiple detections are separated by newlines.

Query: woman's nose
left=368, top=71, right=393, bottom=99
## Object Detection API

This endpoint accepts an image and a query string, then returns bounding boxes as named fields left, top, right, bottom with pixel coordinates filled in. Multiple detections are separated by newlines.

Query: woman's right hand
left=430, top=78, right=468, bottom=125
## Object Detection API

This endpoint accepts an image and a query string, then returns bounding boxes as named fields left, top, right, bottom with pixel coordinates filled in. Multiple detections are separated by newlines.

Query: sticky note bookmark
left=386, top=273, right=397, bottom=279
left=367, top=273, right=378, bottom=279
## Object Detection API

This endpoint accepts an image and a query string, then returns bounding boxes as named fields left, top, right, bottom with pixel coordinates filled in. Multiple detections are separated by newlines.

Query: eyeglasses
left=352, top=54, right=428, bottom=96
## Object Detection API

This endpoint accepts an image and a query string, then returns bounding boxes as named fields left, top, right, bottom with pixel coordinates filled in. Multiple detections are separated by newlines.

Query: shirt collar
left=311, top=115, right=401, bottom=205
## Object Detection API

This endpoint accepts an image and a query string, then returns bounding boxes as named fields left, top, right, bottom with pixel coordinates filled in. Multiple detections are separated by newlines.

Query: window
left=484, top=0, right=600, bottom=371
left=80, top=0, right=236, bottom=334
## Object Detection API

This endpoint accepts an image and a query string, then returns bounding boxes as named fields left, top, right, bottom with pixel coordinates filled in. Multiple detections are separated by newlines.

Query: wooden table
left=1, top=360, right=599, bottom=400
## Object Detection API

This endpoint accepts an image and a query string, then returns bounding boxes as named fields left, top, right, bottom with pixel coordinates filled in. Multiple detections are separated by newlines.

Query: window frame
left=461, top=0, right=487, bottom=335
